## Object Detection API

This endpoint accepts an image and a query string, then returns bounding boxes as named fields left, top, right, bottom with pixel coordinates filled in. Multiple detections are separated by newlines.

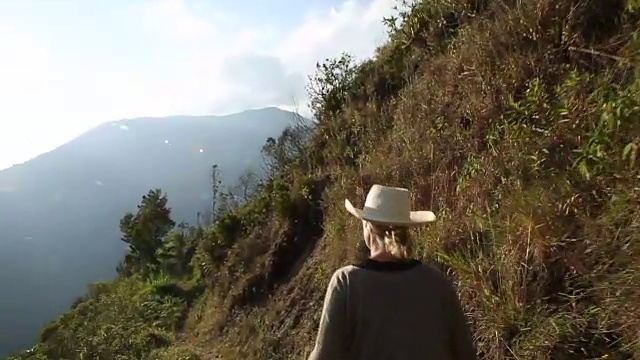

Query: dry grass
left=12, top=0, right=640, bottom=359
left=181, top=0, right=640, bottom=358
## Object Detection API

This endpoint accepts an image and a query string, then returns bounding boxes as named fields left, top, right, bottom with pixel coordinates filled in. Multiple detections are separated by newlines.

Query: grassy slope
left=7, top=0, right=640, bottom=359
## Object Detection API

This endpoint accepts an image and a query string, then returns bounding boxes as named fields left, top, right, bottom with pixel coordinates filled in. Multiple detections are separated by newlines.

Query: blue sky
left=0, top=0, right=397, bottom=170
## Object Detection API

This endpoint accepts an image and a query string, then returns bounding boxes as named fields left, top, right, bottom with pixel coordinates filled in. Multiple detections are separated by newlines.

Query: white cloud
left=135, top=0, right=216, bottom=42
left=277, top=0, right=395, bottom=74
left=0, top=24, right=84, bottom=169
left=0, top=0, right=397, bottom=170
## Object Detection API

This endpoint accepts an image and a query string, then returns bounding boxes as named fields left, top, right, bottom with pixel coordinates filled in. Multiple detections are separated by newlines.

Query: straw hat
left=345, top=184, right=436, bottom=226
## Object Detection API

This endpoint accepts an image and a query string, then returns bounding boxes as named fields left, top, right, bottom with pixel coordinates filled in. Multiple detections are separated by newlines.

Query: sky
left=0, top=0, right=398, bottom=170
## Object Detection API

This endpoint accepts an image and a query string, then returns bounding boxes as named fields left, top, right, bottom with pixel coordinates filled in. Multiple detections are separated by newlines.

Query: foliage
left=306, top=52, right=360, bottom=121
left=155, top=224, right=198, bottom=279
left=7, top=0, right=640, bottom=359
left=8, top=276, right=186, bottom=360
left=118, top=189, right=175, bottom=277
left=261, top=115, right=314, bottom=174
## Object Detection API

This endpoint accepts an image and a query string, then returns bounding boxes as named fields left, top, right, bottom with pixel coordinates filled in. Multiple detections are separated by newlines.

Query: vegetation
left=5, top=0, right=640, bottom=358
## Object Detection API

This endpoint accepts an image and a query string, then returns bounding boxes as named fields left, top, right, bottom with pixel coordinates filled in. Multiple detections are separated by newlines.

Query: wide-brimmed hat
left=345, top=184, right=436, bottom=226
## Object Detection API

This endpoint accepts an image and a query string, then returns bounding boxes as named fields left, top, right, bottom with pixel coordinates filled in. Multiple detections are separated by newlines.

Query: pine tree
left=118, top=188, right=175, bottom=276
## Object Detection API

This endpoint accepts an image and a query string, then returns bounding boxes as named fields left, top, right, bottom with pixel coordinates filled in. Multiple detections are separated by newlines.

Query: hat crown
left=363, top=185, right=412, bottom=221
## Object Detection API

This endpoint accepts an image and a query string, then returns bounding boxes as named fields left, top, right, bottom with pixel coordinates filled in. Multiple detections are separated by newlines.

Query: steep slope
left=0, top=107, right=305, bottom=357
left=6, top=0, right=640, bottom=359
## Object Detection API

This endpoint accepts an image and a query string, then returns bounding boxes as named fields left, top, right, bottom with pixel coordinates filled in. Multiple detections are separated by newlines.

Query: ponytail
left=368, top=223, right=413, bottom=259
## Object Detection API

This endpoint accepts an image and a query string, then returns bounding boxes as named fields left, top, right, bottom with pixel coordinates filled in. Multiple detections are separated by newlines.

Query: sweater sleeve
left=446, top=281, right=478, bottom=360
left=308, top=269, right=348, bottom=360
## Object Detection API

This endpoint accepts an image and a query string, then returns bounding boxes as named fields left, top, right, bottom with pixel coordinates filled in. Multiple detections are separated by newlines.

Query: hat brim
left=344, top=199, right=436, bottom=226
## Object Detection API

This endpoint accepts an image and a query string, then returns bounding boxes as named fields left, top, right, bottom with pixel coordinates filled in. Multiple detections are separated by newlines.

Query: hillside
left=0, top=107, right=304, bottom=357
left=5, top=0, right=640, bottom=359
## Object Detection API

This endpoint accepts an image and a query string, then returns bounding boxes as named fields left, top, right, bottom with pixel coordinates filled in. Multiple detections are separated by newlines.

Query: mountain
left=5, top=0, right=640, bottom=359
left=0, top=107, right=307, bottom=356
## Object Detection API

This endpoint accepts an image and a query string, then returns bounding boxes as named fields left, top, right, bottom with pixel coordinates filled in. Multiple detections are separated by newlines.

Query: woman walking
left=309, top=184, right=477, bottom=360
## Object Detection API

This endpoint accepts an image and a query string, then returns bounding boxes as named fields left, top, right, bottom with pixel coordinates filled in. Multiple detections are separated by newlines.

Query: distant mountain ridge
left=0, top=107, right=308, bottom=356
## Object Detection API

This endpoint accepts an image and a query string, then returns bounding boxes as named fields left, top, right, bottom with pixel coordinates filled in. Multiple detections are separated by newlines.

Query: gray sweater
left=308, top=259, right=477, bottom=360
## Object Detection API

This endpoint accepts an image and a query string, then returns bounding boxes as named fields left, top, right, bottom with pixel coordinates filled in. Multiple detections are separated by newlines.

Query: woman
left=308, top=184, right=477, bottom=360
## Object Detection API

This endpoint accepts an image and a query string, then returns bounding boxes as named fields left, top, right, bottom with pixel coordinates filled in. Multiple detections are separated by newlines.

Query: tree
left=210, top=164, right=222, bottom=223
left=261, top=119, right=312, bottom=175
left=155, top=225, right=189, bottom=278
left=209, top=168, right=264, bottom=213
left=232, top=169, right=263, bottom=203
left=198, top=164, right=224, bottom=226
left=118, top=188, right=175, bottom=276
left=306, top=52, right=359, bottom=120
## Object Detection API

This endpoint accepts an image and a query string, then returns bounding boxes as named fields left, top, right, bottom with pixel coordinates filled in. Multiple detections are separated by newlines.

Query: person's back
left=308, top=185, right=477, bottom=360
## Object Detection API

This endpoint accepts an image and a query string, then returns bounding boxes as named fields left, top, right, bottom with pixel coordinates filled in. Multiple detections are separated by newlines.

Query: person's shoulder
left=326, top=264, right=364, bottom=284
left=331, top=264, right=359, bottom=279
left=322, top=265, right=357, bottom=289
left=417, top=262, right=447, bottom=276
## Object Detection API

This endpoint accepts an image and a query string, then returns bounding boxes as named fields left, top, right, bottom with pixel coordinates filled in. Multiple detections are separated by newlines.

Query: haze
left=0, top=0, right=396, bottom=170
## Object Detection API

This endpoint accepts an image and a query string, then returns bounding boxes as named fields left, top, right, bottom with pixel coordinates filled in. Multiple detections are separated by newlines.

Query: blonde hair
left=366, top=222, right=413, bottom=259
